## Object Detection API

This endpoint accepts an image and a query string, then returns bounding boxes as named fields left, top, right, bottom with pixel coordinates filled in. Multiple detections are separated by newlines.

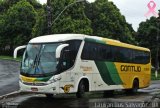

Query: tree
left=51, top=0, right=92, bottom=34
left=32, top=0, right=93, bottom=37
left=2, top=0, right=37, bottom=54
left=0, top=0, right=42, bottom=12
left=0, top=12, right=6, bottom=53
left=85, top=0, right=135, bottom=44
left=32, top=5, right=48, bottom=37
left=0, top=0, right=137, bottom=55
left=0, top=0, right=43, bottom=55
left=136, top=16, right=160, bottom=66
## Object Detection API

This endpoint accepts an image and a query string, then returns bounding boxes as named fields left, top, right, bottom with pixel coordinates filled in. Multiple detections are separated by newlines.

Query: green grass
left=151, top=70, right=160, bottom=80
left=0, top=56, right=22, bottom=61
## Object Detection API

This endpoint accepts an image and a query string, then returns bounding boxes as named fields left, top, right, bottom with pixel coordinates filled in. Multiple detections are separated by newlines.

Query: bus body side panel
left=59, top=70, right=75, bottom=94
left=80, top=37, right=151, bottom=91
left=101, top=38, right=151, bottom=90
left=91, top=61, right=151, bottom=91
left=75, top=60, right=124, bottom=92
left=74, top=40, right=124, bottom=92
left=114, top=62, right=151, bottom=89
left=93, top=61, right=124, bottom=91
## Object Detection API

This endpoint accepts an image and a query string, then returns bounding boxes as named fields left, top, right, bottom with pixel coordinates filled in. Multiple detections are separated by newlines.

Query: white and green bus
left=14, top=34, right=151, bottom=98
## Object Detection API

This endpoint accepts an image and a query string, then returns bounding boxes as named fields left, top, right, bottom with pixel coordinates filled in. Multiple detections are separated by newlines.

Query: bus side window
left=120, top=48, right=132, bottom=63
left=110, top=46, right=117, bottom=62
left=144, top=52, right=150, bottom=63
left=58, top=40, right=82, bottom=71
left=81, top=42, right=90, bottom=60
left=132, top=50, right=150, bottom=64
left=102, top=45, right=112, bottom=61
left=57, top=46, right=74, bottom=71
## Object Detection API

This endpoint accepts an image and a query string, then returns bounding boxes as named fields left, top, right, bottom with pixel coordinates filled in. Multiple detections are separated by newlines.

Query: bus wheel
left=45, top=94, right=54, bottom=98
left=132, top=79, right=139, bottom=93
left=76, top=80, right=86, bottom=98
left=125, top=79, right=139, bottom=94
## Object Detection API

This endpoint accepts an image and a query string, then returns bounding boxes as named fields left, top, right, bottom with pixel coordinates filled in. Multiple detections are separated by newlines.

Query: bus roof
left=29, top=34, right=85, bottom=43
left=85, top=36, right=150, bottom=51
left=29, top=34, right=150, bottom=52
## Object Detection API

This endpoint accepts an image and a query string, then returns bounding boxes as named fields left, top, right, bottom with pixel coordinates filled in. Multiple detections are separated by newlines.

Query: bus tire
left=76, top=80, right=86, bottom=98
left=45, top=94, right=54, bottom=98
left=125, top=79, right=139, bottom=94
left=132, top=79, right=139, bottom=93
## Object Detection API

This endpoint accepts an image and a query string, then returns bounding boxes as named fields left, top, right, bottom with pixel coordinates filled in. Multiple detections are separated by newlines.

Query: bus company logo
left=121, top=65, right=141, bottom=72
left=145, top=0, right=158, bottom=17
left=80, top=66, right=92, bottom=72
left=61, top=84, right=74, bottom=93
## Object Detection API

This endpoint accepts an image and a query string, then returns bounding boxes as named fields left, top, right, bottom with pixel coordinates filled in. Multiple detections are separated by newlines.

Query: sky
left=38, top=0, right=160, bottom=31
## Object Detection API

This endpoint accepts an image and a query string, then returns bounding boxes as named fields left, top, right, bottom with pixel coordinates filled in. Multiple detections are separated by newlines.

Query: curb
left=0, top=91, right=20, bottom=100
left=0, top=91, right=36, bottom=101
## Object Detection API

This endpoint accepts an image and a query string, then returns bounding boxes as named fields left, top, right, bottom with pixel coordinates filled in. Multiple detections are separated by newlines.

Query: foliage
left=85, top=0, right=135, bottom=44
left=51, top=0, right=93, bottom=35
left=33, top=0, right=93, bottom=37
left=32, top=6, right=48, bottom=37
left=136, top=17, right=160, bottom=66
left=0, top=0, right=136, bottom=55
left=0, top=0, right=41, bottom=12
left=0, top=0, right=37, bottom=55
left=151, top=70, right=160, bottom=80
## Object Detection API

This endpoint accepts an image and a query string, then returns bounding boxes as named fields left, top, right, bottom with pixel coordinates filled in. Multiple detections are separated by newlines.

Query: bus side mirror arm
left=14, top=45, right=26, bottom=59
left=56, top=44, right=69, bottom=59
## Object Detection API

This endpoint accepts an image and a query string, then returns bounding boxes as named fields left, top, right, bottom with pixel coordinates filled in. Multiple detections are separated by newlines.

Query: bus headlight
left=47, top=75, right=61, bottom=84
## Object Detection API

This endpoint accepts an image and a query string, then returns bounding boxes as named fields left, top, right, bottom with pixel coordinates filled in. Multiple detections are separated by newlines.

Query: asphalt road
left=0, top=60, right=20, bottom=96
left=0, top=87, right=160, bottom=108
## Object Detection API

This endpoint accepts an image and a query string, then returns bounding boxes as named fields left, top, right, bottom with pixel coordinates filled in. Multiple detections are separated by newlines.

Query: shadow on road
left=18, top=96, right=89, bottom=108
left=14, top=92, right=150, bottom=108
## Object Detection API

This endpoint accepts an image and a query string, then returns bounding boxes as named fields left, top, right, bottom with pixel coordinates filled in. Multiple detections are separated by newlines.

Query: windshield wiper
left=33, top=47, right=41, bottom=74
left=33, top=45, right=45, bottom=74
left=33, top=54, right=38, bottom=67
left=37, top=45, right=46, bottom=66
left=33, top=54, right=40, bottom=74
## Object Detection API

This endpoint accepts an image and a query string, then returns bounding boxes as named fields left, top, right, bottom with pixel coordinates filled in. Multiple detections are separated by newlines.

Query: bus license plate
left=31, top=87, right=38, bottom=92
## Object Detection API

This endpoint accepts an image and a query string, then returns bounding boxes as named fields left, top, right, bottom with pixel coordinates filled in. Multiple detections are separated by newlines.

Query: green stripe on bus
left=95, top=61, right=123, bottom=85
left=105, top=62, right=123, bottom=85
left=95, top=61, right=116, bottom=85
left=35, top=76, right=51, bottom=82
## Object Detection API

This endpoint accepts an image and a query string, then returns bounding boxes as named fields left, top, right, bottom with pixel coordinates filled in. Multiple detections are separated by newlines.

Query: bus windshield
left=21, top=43, right=61, bottom=77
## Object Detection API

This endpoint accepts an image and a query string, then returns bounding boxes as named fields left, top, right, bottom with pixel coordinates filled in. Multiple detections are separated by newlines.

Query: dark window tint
left=81, top=41, right=150, bottom=64
left=58, top=40, right=82, bottom=72
left=81, top=42, right=111, bottom=61
left=110, top=46, right=132, bottom=63
left=132, top=50, right=150, bottom=64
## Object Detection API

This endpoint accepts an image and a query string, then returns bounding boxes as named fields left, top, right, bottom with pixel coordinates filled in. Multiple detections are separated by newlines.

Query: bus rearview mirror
left=14, top=45, right=27, bottom=59
left=56, top=44, right=69, bottom=59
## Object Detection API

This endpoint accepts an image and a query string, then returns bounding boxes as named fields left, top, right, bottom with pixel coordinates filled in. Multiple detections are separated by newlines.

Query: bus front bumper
left=19, top=81, right=60, bottom=94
